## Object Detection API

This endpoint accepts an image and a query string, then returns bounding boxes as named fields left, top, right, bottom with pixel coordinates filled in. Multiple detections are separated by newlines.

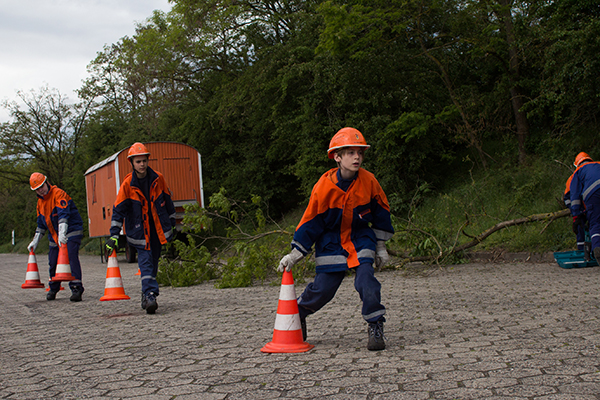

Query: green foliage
left=158, top=236, right=216, bottom=287
left=157, top=189, right=305, bottom=288
left=2, top=0, right=600, bottom=276
left=390, top=156, right=575, bottom=261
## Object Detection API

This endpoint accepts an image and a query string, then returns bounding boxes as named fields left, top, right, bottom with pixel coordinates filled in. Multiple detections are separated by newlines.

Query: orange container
left=84, top=142, right=204, bottom=239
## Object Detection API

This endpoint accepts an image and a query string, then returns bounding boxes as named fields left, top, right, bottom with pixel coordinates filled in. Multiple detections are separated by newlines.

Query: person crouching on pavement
left=106, top=142, right=176, bottom=314
left=27, top=173, right=85, bottom=301
left=564, top=171, right=587, bottom=256
left=570, top=152, right=600, bottom=261
left=277, top=127, right=395, bottom=350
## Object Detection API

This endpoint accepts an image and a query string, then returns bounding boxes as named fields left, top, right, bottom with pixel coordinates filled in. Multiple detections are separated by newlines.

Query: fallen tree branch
left=388, top=208, right=570, bottom=267
left=453, top=208, right=570, bottom=253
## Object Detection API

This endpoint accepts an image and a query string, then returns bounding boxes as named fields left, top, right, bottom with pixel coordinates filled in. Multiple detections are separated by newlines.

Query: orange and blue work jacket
left=36, top=185, right=84, bottom=246
left=110, top=167, right=176, bottom=250
left=292, top=168, right=394, bottom=273
left=570, top=162, right=600, bottom=217
left=564, top=173, right=586, bottom=212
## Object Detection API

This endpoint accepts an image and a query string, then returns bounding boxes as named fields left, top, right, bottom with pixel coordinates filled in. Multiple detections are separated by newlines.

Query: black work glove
left=573, top=215, right=585, bottom=234
left=106, top=236, right=119, bottom=253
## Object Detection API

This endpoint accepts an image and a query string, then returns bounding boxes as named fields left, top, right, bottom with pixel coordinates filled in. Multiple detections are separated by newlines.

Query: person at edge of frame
left=27, top=172, right=85, bottom=302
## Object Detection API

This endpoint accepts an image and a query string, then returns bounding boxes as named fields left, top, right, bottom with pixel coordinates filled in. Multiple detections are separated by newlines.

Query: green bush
left=389, top=155, right=574, bottom=260
left=157, top=188, right=309, bottom=288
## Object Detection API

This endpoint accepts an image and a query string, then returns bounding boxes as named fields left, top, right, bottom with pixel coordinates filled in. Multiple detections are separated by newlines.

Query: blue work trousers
left=48, top=237, right=83, bottom=292
left=586, top=191, right=600, bottom=251
left=297, top=262, right=386, bottom=323
left=137, top=232, right=162, bottom=296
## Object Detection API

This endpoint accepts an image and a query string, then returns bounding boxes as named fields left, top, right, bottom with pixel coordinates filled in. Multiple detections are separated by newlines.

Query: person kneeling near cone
left=106, top=143, right=176, bottom=314
left=27, top=173, right=85, bottom=301
left=278, top=127, right=394, bottom=351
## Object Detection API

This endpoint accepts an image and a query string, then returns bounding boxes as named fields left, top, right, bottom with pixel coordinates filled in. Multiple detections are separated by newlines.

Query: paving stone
left=4, top=254, right=600, bottom=399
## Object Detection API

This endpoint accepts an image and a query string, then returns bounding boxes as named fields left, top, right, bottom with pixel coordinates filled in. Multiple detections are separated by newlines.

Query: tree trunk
left=498, top=0, right=530, bottom=165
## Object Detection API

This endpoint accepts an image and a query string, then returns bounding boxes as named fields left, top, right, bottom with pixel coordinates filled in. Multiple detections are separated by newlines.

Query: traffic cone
left=51, top=244, right=75, bottom=282
left=21, top=251, right=45, bottom=289
left=135, top=268, right=140, bottom=276
left=100, top=250, right=130, bottom=301
left=261, top=270, right=314, bottom=353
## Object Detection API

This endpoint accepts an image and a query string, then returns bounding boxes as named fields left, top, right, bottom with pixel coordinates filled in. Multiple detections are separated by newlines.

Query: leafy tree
left=526, top=0, right=600, bottom=141
left=0, top=86, right=92, bottom=190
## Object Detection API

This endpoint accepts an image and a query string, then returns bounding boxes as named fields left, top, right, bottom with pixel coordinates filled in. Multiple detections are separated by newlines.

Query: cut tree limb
left=388, top=208, right=570, bottom=266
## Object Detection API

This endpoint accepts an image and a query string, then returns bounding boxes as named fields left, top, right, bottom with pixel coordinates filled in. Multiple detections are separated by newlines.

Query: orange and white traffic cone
left=100, top=250, right=130, bottom=301
left=135, top=268, right=140, bottom=276
left=51, top=244, right=75, bottom=282
left=261, top=270, right=314, bottom=353
left=21, top=250, right=45, bottom=289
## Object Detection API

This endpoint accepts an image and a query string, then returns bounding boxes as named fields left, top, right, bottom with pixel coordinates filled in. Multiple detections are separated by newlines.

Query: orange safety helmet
left=574, top=152, right=593, bottom=168
left=29, top=172, right=47, bottom=191
left=327, top=127, right=370, bottom=159
left=127, top=142, right=151, bottom=159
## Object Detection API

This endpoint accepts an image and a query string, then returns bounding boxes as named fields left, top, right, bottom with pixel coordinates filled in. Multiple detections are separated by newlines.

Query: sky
left=0, top=0, right=173, bottom=123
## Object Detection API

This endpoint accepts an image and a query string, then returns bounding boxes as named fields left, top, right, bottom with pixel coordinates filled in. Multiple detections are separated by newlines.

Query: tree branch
left=389, top=208, right=570, bottom=266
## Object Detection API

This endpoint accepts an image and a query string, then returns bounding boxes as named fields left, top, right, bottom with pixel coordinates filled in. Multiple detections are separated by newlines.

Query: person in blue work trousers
left=564, top=171, right=588, bottom=256
left=278, top=127, right=394, bottom=351
left=569, top=152, right=600, bottom=260
left=27, top=172, right=85, bottom=302
left=106, top=142, right=176, bottom=314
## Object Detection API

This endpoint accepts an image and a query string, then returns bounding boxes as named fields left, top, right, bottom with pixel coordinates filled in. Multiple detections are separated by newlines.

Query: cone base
left=51, top=275, right=76, bottom=282
left=21, top=282, right=45, bottom=289
left=100, top=293, right=131, bottom=301
left=46, top=286, right=65, bottom=291
left=261, top=340, right=314, bottom=353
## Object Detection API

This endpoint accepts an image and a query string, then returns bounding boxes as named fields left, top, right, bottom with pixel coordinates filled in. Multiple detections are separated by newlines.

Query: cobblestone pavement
left=2, top=252, right=600, bottom=399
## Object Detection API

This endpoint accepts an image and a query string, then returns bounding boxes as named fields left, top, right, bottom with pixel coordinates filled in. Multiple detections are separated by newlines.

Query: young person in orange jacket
left=569, top=152, right=600, bottom=261
left=278, top=127, right=394, bottom=350
left=27, top=173, right=85, bottom=301
left=564, top=172, right=587, bottom=255
left=106, top=143, right=176, bottom=314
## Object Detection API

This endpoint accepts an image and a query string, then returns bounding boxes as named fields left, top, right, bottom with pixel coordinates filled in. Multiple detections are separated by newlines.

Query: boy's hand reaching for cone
left=277, top=248, right=304, bottom=272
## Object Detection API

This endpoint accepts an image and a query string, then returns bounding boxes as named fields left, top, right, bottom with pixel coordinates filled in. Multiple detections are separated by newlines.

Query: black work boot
left=594, top=247, right=600, bottom=262
left=70, top=286, right=84, bottom=302
left=141, top=292, right=158, bottom=314
left=300, top=317, right=307, bottom=342
left=46, top=291, right=57, bottom=301
left=367, top=320, right=386, bottom=351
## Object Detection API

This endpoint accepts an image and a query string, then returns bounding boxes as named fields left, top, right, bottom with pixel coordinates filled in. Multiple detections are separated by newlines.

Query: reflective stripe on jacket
left=570, top=161, right=600, bottom=216
left=292, top=167, right=394, bottom=273
left=110, top=167, right=176, bottom=250
left=36, top=185, right=84, bottom=245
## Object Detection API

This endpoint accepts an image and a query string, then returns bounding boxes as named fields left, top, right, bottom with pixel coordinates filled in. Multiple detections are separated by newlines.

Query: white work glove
left=375, top=241, right=390, bottom=268
left=277, top=248, right=304, bottom=273
left=58, top=223, right=68, bottom=245
left=28, top=232, right=42, bottom=253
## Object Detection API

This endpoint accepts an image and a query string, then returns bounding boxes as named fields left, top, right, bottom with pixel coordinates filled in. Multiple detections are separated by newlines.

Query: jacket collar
left=130, top=166, right=158, bottom=188
left=37, top=184, right=55, bottom=200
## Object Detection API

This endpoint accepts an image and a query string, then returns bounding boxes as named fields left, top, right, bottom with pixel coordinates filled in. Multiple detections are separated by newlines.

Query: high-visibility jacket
left=570, top=161, right=600, bottom=217
left=564, top=174, right=574, bottom=209
left=110, top=167, right=176, bottom=250
left=36, top=185, right=83, bottom=246
left=565, top=172, right=588, bottom=212
left=292, top=167, right=394, bottom=273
